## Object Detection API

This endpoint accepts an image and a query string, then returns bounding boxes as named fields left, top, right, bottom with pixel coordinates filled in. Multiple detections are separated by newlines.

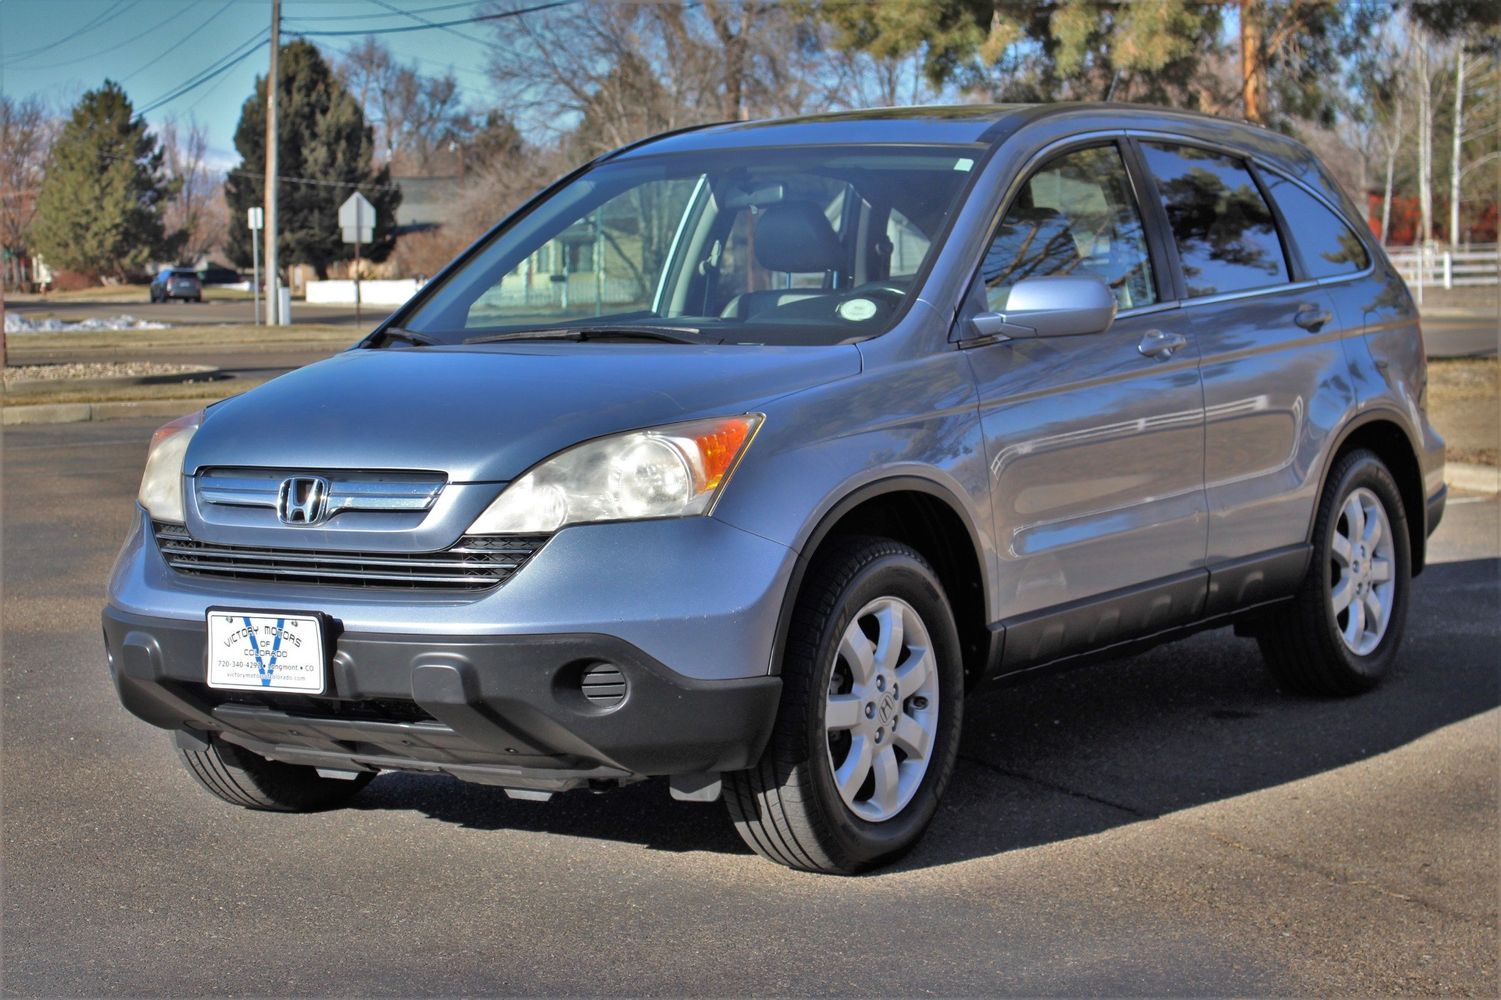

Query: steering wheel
left=841, top=281, right=907, bottom=303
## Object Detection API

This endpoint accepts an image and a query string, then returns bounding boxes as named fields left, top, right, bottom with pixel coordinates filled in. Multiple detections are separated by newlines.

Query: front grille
left=153, top=523, right=548, bottom=591
left=196, top=469, right=444, bottom=518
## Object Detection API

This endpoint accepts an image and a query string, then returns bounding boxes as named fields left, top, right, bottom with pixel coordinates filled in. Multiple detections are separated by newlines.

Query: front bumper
left=109, top=508, right=798, bottom=682
left=104, top=607, right=781, bottom=790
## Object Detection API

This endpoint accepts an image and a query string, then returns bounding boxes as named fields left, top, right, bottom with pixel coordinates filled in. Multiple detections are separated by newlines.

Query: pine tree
left=224, top=40, right=401, bottom=277
left=30, top=81, right=180, bottom=280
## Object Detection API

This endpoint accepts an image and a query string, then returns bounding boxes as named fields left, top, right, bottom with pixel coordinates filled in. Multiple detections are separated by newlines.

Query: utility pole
left=264, top=0, right=280, bottom=325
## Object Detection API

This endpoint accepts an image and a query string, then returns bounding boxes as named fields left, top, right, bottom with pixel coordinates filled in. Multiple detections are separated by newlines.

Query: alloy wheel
left=824, top=596, right=940, bottom=823
left=1330, top=486, right=1396, bottom=656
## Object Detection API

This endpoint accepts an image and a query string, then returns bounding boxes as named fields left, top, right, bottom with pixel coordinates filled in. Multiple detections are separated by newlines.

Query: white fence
left=1384, top=245, right=1499, bottom=289
left=304, top=278, right=420, bottom=306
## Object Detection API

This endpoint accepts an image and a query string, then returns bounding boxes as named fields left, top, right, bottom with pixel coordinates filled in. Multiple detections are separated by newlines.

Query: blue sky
left=0, top=0, right=505, bottom=171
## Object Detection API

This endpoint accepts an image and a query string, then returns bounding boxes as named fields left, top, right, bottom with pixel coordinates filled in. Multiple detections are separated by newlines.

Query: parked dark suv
left=105, top=105, right=1445, bottom=873
left=150, top=267, right=202, bottom=303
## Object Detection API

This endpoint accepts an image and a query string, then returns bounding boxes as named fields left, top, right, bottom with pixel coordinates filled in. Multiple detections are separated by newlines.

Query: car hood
left=186, top=343, right=861, bottom=482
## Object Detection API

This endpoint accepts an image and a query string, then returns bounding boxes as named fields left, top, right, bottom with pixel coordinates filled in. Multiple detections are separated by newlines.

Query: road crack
left=957, top=754, right=1151, bottom=818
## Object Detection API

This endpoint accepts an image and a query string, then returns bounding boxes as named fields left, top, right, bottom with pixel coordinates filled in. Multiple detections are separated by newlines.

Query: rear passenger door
left=1134, top=140, right=1357, bottom=612
left=960, top=140, right=1209, bottom=670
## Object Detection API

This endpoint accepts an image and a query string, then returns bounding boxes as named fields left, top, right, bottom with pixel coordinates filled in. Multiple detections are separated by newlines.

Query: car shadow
left=351, top=557, right=1499, bottom=870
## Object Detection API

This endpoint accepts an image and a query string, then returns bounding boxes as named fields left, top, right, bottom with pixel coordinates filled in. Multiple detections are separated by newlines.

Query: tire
left=1256, top=449, right=1411, bottom=696
left=724, top=536, right=963, bottom=873
left=176, top=732, right=373, bottom=811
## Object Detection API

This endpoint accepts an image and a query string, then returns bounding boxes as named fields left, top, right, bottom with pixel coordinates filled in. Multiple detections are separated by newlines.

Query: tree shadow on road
left=351, top=557, right=1500, bottom=870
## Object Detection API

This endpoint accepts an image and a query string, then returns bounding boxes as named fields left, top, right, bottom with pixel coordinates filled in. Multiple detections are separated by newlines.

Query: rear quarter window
left=1262, top=172, right=1371, bottom=279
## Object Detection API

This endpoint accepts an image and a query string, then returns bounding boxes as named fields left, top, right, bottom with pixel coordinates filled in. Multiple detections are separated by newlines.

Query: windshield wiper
left=464, top=325, right=703, bottom=346
left=366, top=326, right=444, bottom=348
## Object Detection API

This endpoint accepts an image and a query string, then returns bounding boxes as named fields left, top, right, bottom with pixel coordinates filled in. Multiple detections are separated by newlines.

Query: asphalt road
left=2, top=418, right=1497, bottom=996
left=1422, top=313, right=1500, bottom=358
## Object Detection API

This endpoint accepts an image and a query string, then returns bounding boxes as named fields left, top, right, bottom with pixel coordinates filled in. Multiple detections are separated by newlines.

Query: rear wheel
left=176, top=732, right=372, bottom=811
left=724, top=537, right=963, bottom=873
left=1256, top=449, right=1411, bottom=695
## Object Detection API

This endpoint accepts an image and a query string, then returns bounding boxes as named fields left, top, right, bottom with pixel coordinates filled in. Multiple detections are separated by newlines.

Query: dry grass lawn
left=1427, top=358, right=1499, bottom=467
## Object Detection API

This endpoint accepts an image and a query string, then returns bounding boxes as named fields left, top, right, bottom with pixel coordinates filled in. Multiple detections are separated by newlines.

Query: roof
left=613, top=105, right=1034, bottom=158
left=611, top=102, right=1327, bottom=199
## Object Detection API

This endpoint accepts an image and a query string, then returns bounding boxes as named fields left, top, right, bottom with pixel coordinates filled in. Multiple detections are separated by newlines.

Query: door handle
left=1295, top=304, right=1332, bottom=331
left=1138, top=329, right=1187, bottom=360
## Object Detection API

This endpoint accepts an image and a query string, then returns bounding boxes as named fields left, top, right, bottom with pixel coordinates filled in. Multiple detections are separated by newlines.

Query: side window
left=1262, top=173, right=1371, bottom=278
left=980, top=144, right=1157, bottom=311
left=885, top=208, right=931, bottom=279
left=465, top=177, right=701, bottom=329
left=1140, top=142, right=1289, bottom=297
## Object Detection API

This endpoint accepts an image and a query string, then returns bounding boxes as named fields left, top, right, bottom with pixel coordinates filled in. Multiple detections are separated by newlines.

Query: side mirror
left=970, top=274, right=1118, bottom=341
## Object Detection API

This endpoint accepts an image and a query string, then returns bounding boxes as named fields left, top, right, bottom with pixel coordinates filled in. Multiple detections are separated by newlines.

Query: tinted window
left=980, top=144, right=1157, bottom=310
left=1141, top=142, right=1289, bottom=297
left=1263, top=173, right=1370, bottom=278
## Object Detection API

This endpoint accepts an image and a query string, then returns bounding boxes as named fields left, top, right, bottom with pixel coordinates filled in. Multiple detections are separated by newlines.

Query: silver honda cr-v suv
left=105, top=104, right=1445, bottom=873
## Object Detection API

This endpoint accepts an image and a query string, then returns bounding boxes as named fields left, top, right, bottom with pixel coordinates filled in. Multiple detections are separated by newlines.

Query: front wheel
left=1255, top=449, right=1411, bottom=695
left=724, top=537, right=963, bottom=873
left=176, top=733, right=372, bottom=811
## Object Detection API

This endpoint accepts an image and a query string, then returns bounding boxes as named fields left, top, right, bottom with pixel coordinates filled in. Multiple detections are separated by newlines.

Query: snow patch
left=4, top=313, right=171, bottom=333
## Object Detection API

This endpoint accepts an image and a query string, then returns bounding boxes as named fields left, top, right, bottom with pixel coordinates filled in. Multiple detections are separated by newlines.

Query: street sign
left=339, top=191, right=376, bottom=323
left=339, top=192, right=374, bottom=244
left=249, top=208, right=263, bottom=324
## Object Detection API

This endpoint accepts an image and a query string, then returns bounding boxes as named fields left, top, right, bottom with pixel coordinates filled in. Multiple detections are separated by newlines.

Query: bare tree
left=0, top=94, right=55, bottom=290
left=160, top=118, right=225, bottom=264
left=338, top=38, right=473, bottom=174
left=1378, top=97, right=1406, bottom=244
left=483, top=0, right=889, bottom=154
left=1449, top=49, right=1468, bottom=245
left=1448, top=46, right=1500, bottom=246
left=1407, top=28, right=1453, bottom=249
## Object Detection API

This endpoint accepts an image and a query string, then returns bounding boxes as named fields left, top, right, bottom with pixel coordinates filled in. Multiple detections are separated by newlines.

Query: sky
left=0, top=0, right=508, bottom=171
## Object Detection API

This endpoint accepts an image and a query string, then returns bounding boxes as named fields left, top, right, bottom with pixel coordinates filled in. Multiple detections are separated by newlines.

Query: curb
left=1420, top=306, right=1499, bottom=319
left=1446, top=462, right=1500, bottom=495
left=2, top=398, right=223, bottom=426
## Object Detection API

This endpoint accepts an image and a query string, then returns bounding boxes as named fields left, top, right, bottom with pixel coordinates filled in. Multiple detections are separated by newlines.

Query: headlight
left=138, top=410, right=202, bottom=523
left=468, top=414, right=763, bottom=534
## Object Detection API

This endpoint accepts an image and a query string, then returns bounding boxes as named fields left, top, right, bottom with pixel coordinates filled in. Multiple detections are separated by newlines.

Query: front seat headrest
left=753, top=201, right=844, bottom=274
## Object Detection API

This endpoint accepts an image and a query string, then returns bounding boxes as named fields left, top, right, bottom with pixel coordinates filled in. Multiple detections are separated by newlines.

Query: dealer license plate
left=206, top=611, right=325, bottom=693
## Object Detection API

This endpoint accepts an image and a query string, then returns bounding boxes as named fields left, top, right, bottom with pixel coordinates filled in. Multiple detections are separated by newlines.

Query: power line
left=289, top=1, right=576, bottom=38
left=0, top=0, right=138, bottom=65
left=369, top=0, right=479, bottom=46
left=15, top=3, right=188, bottom=72
left=227, top=168, right=400, bottom=192
left=135, top=30, right=270, bottom=118
left=120, top=0, right=239, bottom=85
left=283, top=0, right=483, bottom=24
left=322, top=35, right=497, bottom=88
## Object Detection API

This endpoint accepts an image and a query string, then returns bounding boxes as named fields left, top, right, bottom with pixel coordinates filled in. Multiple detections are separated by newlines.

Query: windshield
left=396, top=145, right=980, bottom=347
